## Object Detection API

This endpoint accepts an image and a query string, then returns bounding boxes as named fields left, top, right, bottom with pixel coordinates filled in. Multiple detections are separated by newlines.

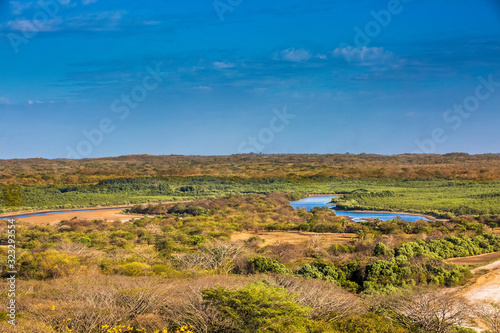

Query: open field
left=231, top=231, right=355, bottom=245
left=8, top=209, right=144, bottom=224
left=2, top=154, right=500, bottom=185
left=0, top=201, right=193, bottom=224
left=445, top=251, right=500, bottom=266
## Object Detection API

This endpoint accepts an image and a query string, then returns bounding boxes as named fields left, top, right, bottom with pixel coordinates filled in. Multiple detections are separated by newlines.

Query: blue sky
left=1, top=0, right=500, bottom=158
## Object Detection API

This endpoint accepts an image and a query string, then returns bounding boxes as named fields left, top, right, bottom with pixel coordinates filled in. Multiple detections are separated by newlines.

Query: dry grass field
left=0, top=209, right=144, bottom=224
left=231, top=231, right=355, bottom=245
left=17, top=209, right=144, bottom=224
left=445, top=251, right=500, bottom=266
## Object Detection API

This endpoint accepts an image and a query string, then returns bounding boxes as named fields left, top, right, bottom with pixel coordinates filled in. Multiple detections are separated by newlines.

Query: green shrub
left=248, top=256, right=292, bottom=274
left=18, top=251, right=82, bottom=280
left=296, top=261, right=360, bottom=292
left=202, top=283, right=310, bottom=333
left=373, top=242, right=395, bottom=257
left=114, top=262, right=151, bottom=276
left=328, top=244, right=355, bottom=255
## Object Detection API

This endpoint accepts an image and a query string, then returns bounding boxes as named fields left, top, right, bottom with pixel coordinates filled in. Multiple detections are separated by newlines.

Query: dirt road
left=446, top=251, right=500, bottom=266
left=461, top=262, right=500, bottom=304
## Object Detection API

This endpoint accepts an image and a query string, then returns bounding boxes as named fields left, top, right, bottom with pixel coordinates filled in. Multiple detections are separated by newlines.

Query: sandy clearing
left=8, top=209, right=145, bottom=224
left=231, top=231, right=355, bottom=245
left=0, top=200, right=194, bottom=224
left=452, top=255, right=500, bottom=308
left=447, top=255, right=500, bottom=331
left=461, top=268, right=500, bottom=304
left=0, top=205, right=132, bottom=219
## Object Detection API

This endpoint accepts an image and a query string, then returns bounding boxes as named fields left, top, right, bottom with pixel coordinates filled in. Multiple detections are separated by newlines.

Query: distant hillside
left=1, top=153, right=500, bottom=185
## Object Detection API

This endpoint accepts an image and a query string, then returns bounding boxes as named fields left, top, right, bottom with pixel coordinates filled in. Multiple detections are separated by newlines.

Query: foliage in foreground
left=0, top=192, right=499, bottom=332
left=0, top=274, right=485, bottom=333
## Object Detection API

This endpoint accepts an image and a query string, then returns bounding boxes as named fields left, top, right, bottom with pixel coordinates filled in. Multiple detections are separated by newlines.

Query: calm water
left=290, top=196, right=429, bottom=222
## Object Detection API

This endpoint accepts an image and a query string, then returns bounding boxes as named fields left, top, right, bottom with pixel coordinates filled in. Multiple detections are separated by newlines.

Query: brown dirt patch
left=7, top=209, right=144, bottom=224
left=451, top=255, right=500, bottom=308
left=460, top=267, right=500, bottom=304
left=231, top=231, right=355, bottom=245
left=445, top=252, right=500, bottom=266
left=0, top=200, right=193, bottom=224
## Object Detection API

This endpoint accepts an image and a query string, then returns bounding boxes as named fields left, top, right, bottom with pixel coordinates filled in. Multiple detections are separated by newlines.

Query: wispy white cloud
left=213, top=61, right=235, bottom=70
left=0, top=97, right=11, bottom=105
left=191, top=86, right=213, bottom=91
left=9, top=0, right=78, bottom=16
left=252, top=87, right=267, bottom=94
left=2, top=9, right=159, bottom=33
left=332, top=46, right=394, bottom=64
left=9, top=1, right=34, bottom=15
left=63, top=10, right=126, bottom=31
left=275, top=48, right=312, bottom=62
left=0, top=97, right=58, bottom=105
left=4, top=17, right=64, bottom=32
left=27, top=99, right=55, bottom=105
left=143, top=20, right=161, bottom=26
